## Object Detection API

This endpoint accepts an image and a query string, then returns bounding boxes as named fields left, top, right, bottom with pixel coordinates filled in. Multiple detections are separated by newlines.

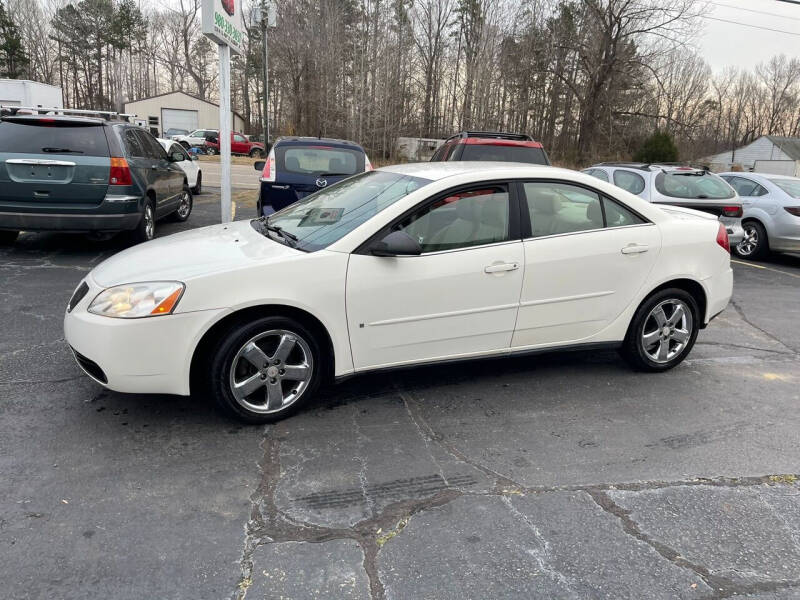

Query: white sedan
left=158, top=138, right=203, bottom=195
left=64, top=163, right=733, bottom=423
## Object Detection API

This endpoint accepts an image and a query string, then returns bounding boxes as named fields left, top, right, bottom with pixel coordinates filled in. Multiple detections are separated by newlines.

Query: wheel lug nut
left=260, top=374, right=266, bottom=380
left=279, top=369, right=285, bottom=375
left=274, top=360, right=280, bottom=365
left=270, top=378, right=277, bottom=384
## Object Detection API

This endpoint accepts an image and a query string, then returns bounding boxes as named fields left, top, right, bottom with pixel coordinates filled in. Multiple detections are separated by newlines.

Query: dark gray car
left=0, top=114, right=193, bottom=245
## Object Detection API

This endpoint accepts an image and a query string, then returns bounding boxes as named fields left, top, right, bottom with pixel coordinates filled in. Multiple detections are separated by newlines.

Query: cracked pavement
left=1, top=192, right=800, bottom=599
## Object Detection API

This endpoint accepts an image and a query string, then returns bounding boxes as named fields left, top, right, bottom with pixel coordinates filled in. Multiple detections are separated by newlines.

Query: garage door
left=161, top=108, right=199, bottom=137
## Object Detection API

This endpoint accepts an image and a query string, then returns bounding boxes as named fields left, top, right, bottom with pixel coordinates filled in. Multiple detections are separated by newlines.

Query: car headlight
left=87, top=281, right=185, bottom=318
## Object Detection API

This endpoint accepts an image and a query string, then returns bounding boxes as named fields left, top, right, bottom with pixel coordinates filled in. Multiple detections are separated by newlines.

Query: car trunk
left=0, top=118, right=111, bottom=208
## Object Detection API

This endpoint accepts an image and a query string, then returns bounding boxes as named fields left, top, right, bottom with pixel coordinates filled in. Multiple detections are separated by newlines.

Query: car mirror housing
left=254, top=160, right=266, bottom=171
left=170, top=152, right=184, bottom=162
left=370, top=231, right=422, bottom=257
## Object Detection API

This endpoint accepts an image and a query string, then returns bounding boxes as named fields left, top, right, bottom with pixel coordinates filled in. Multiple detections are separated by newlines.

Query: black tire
left=130, top=197, right=156, bottom=244
left=620, top=288, right=700, bottom=372
left=206, top=147, right=217, bottom=156
left=192, top=171, right=202, bottom=195
left=249, top=148, right=265, bottom=158
left=734, top=220, right=769, bottom=260
left=171, top=185, right=193, bottom=222
left=0, top=230, right=19, bottom=245
left=207, top=316, right=324, bottom=423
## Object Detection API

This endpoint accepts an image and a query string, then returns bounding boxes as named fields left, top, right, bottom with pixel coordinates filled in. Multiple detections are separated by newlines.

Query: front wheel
left=734, top=221, right=769, bottom=260
left=249, top=148, right=265, bottom=158
left=207, top=317, right=323, bottom=423
left=171, top=185, right=193, bottom=222
left=620, top=288, right=699, bottom=372
left=206, top=147, right=217, bottom=156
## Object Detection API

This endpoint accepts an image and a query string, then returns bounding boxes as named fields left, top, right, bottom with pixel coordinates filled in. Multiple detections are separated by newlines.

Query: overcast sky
left=698, top=0, right=800, bottom=71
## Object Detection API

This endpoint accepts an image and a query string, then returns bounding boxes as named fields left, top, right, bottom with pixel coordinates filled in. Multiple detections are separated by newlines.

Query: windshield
left=264, top=171, right=432, bottom=252
left=769, top=178, right=800, bottom=198
left=460, top=144, right=549, bottom=165
left=654, top=171, right=735, bottom=200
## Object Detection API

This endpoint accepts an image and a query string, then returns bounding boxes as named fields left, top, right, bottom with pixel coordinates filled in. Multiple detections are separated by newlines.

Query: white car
left=583, top=163, right=745, bottom=245
left=718, top=172, right=800, bottom=259
left=170, top=129, right=217, bottom=149
left=158, top=139, right=202, bottom=195
left=64, top=163, right=733, bottom=423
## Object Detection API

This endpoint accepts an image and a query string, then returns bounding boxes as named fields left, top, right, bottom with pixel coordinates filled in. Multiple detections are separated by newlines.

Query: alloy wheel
left=177, top=191, right=191, bottom=218
left=641, top=299, right=693, bottom=364
left=736, top=224, right=759, bottom=256
left=228, top=330, right=314, bottom=414
left=144, top=204, right=155, bottom=240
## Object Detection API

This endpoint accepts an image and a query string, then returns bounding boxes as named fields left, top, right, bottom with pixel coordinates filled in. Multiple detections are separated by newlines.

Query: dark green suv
left=0, top=114, right=193, bottom=245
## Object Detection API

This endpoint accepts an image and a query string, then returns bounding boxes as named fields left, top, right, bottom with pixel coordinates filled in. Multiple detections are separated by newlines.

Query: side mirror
left=254, top=160, right=265, bottom=171
left=370, top=230, right=422, bottom=257
left=170, top=152, right=184, bottom=162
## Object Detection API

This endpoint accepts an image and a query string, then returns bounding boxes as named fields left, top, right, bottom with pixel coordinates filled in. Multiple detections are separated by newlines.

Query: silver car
left=719, top=172, right=800, bottom=259
left=583, top=163, right=745, bottom=244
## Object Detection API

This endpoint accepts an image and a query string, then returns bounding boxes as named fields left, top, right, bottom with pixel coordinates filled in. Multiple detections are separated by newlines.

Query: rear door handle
left=621, top=244, right=649, bottom=254
left=484, top=262, right=520, bottom=273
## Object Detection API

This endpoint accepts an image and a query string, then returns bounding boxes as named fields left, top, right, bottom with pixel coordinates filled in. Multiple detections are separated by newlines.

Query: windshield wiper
left=41, top=147, right=84, bottom=154
left=259, top=218, right=298, bottom=247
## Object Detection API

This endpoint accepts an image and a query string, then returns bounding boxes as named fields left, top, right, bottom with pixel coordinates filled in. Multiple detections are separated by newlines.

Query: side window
left=137, top=131, right=168, bottom=160
left=234, top=134, right=246, bottom=142
left=431, top=144, right=446, bottom=161
left=122, top=128, right=145, bottom=158
left=588, top=169, right=609, bottom=182
left=613, top=169, right=646, bottom=195
left=396, top=186, right=510, bottom=253
left=523, top=182, right=646, bottom=238
left=603, top=197, right=646, bottom=228
left=728, top=176, right=767, bottom=197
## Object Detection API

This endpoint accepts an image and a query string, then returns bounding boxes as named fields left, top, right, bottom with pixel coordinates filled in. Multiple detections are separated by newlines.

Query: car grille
left=71, top=347, right=108, bottom=384
left=67, top=281, right=89, bottom=313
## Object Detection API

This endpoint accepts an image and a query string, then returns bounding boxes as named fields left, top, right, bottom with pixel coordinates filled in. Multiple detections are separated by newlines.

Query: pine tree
left=633, top=131, right=679, bottom=164
left=0, top=0, right=28, bottom=78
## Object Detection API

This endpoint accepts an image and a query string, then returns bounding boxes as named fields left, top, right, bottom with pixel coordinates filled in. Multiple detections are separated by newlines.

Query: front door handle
left=484, top=262, right=520, bottom=273
left=621, top=243, right=649, bottom=254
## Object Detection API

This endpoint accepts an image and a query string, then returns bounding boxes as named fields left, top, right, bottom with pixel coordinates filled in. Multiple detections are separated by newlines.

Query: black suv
left=431, top=131, right=550, bottom=165
left=0, top=113, right=193, bottom=245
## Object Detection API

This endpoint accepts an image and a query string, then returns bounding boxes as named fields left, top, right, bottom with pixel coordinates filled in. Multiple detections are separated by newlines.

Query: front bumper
left=0, top=195, right=142, bottom=232
left=64, top=277, right=225, bottom=396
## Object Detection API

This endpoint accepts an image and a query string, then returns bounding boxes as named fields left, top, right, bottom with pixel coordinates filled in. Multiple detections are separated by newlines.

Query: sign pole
left=218, top=42, right=232, bottom=224
left=263, top=17, right=269, bottom=146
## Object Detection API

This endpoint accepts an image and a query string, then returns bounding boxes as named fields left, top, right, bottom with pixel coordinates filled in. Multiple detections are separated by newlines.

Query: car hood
left=90, top=220, right=302, bottom=287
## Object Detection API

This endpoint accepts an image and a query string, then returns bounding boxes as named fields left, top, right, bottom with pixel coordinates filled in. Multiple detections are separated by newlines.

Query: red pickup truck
left=204, top=132, right=265, bottom=158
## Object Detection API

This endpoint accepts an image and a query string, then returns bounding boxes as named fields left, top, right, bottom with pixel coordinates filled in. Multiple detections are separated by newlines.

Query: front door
left=346, top=184, right=524, bottom=370
left=512, top=180, right=661, bottom=347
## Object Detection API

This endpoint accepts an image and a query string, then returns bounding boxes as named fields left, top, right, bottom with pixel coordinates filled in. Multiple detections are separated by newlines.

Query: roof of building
left=765, top=136, right=800, bottom=161
left=124, top=90, right=244, bottom=120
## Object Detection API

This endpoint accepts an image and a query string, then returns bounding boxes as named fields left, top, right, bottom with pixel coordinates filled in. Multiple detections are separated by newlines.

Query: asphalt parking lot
left=2, top=190, right=800, bottom=600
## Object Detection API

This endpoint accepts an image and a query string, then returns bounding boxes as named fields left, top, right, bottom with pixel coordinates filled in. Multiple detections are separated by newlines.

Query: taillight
left=365, top=155, right=373, bottom=171
left=722, top=205, right=742, bottom=218
left=260, top=149, right=276, bottom=182
left=716, top=222, right=730, bottom=253
left=784, top=207, right=800, bottom=217
left=109, top=157, right=132, bottom=186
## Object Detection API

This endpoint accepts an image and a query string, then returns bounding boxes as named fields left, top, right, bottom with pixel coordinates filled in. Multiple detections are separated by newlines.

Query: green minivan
left=0, top=114, right=193, bottom=245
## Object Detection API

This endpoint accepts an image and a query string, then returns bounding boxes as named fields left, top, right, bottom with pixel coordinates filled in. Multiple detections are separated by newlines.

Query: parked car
left=718, top=172, right=800, bottom=259
left=0, top=114, right=192, bottom=245
left=254, top=136, right=372, bottom=216
left=171, top=129, right=218, bottom=149
left=164, top=128, right=189, bottom=138
left=205, top=132, right=265, bottom=157
left=64, top=163, right=732, bottom=423
left=583, top=163, right=744, bottom=245
left=158, top=138, right=203, bottom=195
left=431, top=131, right=550, bottom=165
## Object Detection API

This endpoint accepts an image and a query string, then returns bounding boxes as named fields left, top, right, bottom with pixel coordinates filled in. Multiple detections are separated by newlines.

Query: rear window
left=459, top=143, right=548, bottom=165
left=769, top=178, right=800, bottom=198
left=654, top=171, right=735, bottom=200
left=278, top=145, right=364, bottom=176
left=0, top=120, right=109, bottom=156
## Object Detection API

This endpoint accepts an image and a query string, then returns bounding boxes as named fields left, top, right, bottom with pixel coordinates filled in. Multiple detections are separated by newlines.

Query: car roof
left=1, top=114, right=107, bottom=125
left=719, top=171, right=798, bottom=181
left=378, top=161, right=571, bottom=181
left=275, top=136, right=364, bottom=150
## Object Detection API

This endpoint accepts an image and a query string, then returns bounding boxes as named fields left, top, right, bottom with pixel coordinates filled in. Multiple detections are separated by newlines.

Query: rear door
left=133, top=129, right=175, bottom=213
left=0, top=118, right=110, bottom=208
left=268, top=143, right=365, bottom=211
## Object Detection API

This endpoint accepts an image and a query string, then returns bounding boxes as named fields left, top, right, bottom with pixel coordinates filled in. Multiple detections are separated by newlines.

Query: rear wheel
left=620, top=288, right=699, bottom=372
left=130, top=198, right=155, bottom=244
left=734, top=221, right=769, bottom=260
left=207, top=316, right=323, bottom=423
left=0, top=230, right=19, bottom=245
